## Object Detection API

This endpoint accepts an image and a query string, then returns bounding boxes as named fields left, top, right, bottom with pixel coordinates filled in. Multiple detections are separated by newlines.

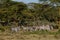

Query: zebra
left=11, top=26, right=20, bottom=32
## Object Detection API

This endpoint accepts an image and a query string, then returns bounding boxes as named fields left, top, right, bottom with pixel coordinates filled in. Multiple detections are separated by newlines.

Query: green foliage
left=0, top=0, right=60, bottom=27
left=50, top=0, right=60, bottom=2
left=39, top=0, right=60, bottom=2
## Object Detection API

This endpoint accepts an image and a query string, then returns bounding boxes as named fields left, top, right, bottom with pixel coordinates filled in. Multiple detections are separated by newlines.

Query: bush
left=0, top=27, right=5, bottom=32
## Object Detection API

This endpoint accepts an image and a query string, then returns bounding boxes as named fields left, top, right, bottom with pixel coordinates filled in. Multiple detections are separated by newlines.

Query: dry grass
left=0, top=31, right=60, bottom=40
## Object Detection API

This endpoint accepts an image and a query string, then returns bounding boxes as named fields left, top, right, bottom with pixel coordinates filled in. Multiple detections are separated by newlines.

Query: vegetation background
left=0, top=0, right=60, bottom=40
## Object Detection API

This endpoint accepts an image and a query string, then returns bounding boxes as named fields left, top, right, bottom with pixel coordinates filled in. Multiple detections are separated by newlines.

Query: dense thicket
left=0, top=0, right=60, bottom=27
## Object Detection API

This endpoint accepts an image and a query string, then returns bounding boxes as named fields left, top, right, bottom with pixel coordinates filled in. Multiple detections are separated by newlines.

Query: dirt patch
left=0, top=32, right=60, bottom=40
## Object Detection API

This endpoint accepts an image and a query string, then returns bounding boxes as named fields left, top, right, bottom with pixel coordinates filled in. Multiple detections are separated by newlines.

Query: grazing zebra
left=11, top=26, right=20, bottom=32
left=21, top=26, right=27, bottom=31
left=21, top=26, right=35, bottom=32
left=20, top=25, right=53, bottom=32
left=32, top=25, right=53, bottom=31
left=39, top=25, right=53, bottom=31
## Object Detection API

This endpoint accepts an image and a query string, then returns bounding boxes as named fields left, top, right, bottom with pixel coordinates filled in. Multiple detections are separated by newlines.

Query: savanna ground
left=0, top=30, right=60, bottom=40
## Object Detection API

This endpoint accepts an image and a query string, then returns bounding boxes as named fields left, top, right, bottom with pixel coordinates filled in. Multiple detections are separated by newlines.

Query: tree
left=50, top=0, right=60, bottom=3
left=39, top=0, right=60, bottom=2
left=0, top=0, right=11, bottom=4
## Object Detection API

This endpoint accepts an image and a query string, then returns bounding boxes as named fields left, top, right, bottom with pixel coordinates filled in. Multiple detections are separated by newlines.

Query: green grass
left=22, top=30, right=60, bottom=35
